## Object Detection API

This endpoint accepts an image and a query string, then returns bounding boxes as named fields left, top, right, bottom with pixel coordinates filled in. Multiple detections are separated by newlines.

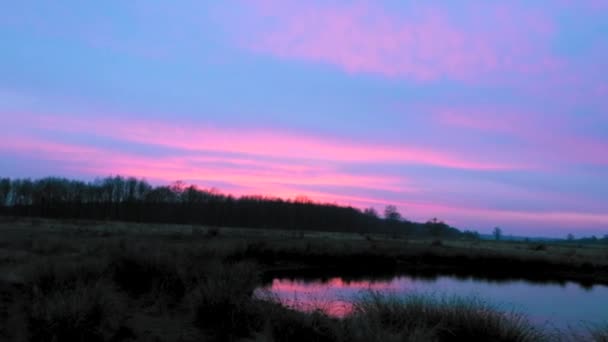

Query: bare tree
left=463, top=230, right=480, bottom=240
left=493, top=227, right=502, bottom=241
left=427, top=218, right=446, bottom=238
left=363, top=207, right=379, bottom=218
left=384, top=205, right=401, bottom=221
left=0, top=178, right=11, bottom=206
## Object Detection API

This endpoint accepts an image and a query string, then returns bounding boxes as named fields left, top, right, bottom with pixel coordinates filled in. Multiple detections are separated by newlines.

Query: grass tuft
left=108, top=251, right=186, bottom=301
left=190, top=261, right=261, bottom=339
left=25, top=281, right=128, bottom=342
left=23, top=258, right=108, bottom=295
left=345, top=294, right=546, bottom=342
left=590, top=325, right=608, bottom=342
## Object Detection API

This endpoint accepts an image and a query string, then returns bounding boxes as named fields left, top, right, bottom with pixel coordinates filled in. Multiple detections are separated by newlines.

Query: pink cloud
left=0, top=133, right=409, bottom=196
left=382, top=199, right=608, bottom=233
left=434, top=107, right=608, bottom=165
left=4, top=112, right=606, bottom=234
left=220, top=0, right=608, bottom=112
left=16, top=113, right=522, bottom=171
left=223, top=0, right=557, bottom=82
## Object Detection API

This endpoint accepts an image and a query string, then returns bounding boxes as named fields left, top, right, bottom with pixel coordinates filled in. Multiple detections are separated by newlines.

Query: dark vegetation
left=589, top=326, right=608, bottom=342
left=0, top=176, right=606, bottom=341
left=0, top=176, right=462, bottom=237
left=0, top=218, right=570, bottom=341
left=0, top=218, right=607, bottom=341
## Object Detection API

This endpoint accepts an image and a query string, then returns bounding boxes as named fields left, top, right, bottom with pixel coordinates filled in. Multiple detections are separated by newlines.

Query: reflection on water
left=254, top=275, right=608, bottom=329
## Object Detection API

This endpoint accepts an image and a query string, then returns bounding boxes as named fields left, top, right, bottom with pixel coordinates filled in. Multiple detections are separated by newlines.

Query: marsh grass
left=257, top=306, right=341, bottom=342
left=237, top=293, right=547, bottom=342
left=26, top=281, right=127, bottom=342
left=0, top=218, right=606, bottom=341
left=590, top=325, right=608, bottom=342
left=108, top=251, right=186, bottom=302
left=189, top=261, right=261, bottom=339
left=22, top=258, right=108, bottom=295
left=345, top=294, right=545, bottom=342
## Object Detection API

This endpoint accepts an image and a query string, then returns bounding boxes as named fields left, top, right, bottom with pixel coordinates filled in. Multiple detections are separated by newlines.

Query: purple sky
left=1, top=0, right=607, bottom=237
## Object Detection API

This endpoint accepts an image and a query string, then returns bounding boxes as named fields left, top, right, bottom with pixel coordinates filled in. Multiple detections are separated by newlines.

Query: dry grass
left=590, top=325, right=608, bottom=342
left=0, top=217, right=606, bottom=341
left=26, top=281, right=127, bottom=342
left=346, top=294, right=545, bottom=342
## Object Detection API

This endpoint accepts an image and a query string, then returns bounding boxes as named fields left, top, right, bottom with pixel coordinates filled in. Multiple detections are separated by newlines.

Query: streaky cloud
left=13, top=113, right=523, bottom=171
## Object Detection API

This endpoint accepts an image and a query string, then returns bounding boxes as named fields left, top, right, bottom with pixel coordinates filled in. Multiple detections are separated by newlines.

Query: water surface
left=254, top=274, right=608, bottom=330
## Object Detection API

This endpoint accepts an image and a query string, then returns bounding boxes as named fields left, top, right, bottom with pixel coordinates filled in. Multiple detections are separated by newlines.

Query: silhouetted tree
left=567, top=233, right=575, bottom=242
left=384, top=205, right=401, bottom=221
left=493, top=227, right=502, bottom=241
left=0, top=176, right=468, bottom=238
left=0, top=178, right=11, bottom=206
left=463, top=230, right=481, bottom=240
left=426, top=218, right=445, bottom=238
left=363, top=207, right=379, bottom=218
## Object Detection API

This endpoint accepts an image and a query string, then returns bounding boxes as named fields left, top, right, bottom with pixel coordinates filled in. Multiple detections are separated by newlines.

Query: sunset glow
left=1, top=0, right=607, bottom=236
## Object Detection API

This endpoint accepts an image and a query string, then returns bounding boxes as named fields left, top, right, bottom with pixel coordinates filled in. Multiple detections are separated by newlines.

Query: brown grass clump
left=25, top=282, right=128, bottom=342
left=344, top=294, right=546, bottom=342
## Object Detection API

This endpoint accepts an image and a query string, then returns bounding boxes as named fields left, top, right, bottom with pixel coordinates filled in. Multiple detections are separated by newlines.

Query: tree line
left=0, top=176, right=465, bottom=237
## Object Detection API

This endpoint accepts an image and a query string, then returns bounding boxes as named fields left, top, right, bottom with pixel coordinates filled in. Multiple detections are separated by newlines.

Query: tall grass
left=590, top=325, right=608, bottom=342
left=1, top=219, right=605, bottom=341
left=108, top=251, right=186, bottom=302
left=189, top=261, right=262, bottom=340
left=26, top=281, right=127, bottom=342
left=235, top=292, right=547, bottom=342
left=345, top=294, right=545, bottom=342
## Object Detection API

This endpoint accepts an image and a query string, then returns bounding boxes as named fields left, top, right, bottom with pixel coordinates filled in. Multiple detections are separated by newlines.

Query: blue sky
left=1, top=0, right=607, bottom=236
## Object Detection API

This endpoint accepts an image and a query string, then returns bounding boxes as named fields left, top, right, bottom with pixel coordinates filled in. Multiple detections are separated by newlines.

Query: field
left=1, top=217, right=607, bottom=341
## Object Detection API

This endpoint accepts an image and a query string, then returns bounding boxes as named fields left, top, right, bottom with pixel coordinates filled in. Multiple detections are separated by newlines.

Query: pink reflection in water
left=254, top=275, right=608, bottom=330
left=254, top=277, right=408, bottom=318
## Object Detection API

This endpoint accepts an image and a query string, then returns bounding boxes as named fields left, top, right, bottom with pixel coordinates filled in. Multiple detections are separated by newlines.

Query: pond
left=254, top=273, right=608, bottom=331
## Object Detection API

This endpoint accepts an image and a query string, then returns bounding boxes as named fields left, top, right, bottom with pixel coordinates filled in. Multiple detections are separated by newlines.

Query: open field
left=3, top=216, right=606, bottom=285
left=1, top=216, right=607, bottom=341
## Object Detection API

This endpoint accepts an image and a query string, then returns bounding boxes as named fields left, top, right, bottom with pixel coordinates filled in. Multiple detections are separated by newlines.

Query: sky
left=1, top=0, right=607, bottom=237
